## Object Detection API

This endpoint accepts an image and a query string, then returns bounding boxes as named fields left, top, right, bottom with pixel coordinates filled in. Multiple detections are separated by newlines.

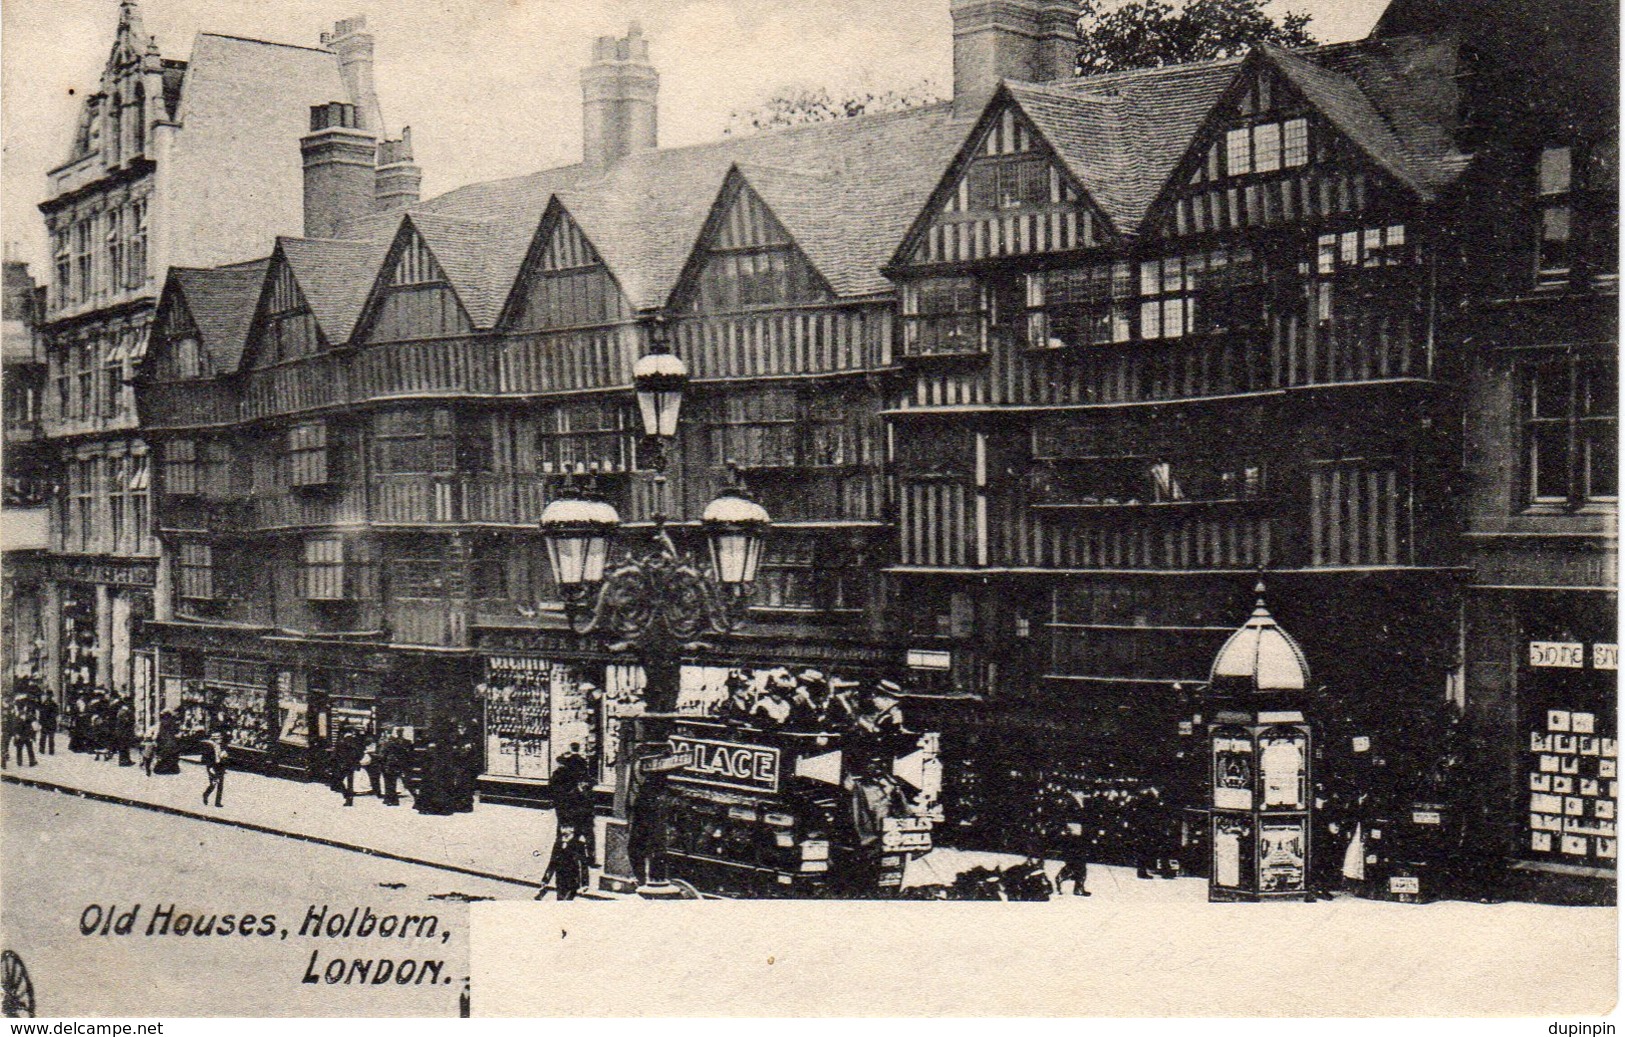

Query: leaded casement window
left=1311, top=224, right=1415, bottom=323
left=171, top=336, right=202, bottom=380
left=105, top=210, right=125, bottom=296
left=127, top=199, right=148, bottom=290
left=303, top=537, right=346, bottom=600
left=533, top=400, right=636, bottom=474
left=901, top=277, right=985, bottom=356
left=1133, top=246, right=1263, bottom=342
left=1030, top=263, right=1134, bottom=348
left=287, top=422, right=330, bottom=488
left=1524, top=357, right=1617, bottom=510
left=1534, top=140, right=1619, bottom=290
left=73, top=218, right=95, bottom=303
left=53, top=228, right=71, bottom=308
left=387, top=534, right=451, bottom=601
left=965, top=154, right=1051, bottom=210
left=177, top=543, right=215, bottom=601
left=690, top=186, right=827, bottom=314
left=1537, top=146, right=1575, bottom=286
left=128, top=453, right=150, bottom=554
left=163, top=439, right=198, bottom=496
left=107, top=453, right=129, bottom=551
left=753, top=534, right=862, bottom=613
left=1222, top=117, right=1310, bottom=178
left=1030, top=456, right=1266, bottom=506
left=373, top=409, right=492, bottom=476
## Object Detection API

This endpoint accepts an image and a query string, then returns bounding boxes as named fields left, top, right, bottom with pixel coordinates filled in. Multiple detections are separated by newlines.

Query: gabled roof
left=166, top=262, right=268, bottom=372
left=1013, top=57, right=1246, bottom=235
left=1259, top=43, right=1459, bottom=198
left=398, top=212, right=526, bottom=330
left=275, top=237, right=390, bottom=348
left=387, top=102, right=963, bottom=309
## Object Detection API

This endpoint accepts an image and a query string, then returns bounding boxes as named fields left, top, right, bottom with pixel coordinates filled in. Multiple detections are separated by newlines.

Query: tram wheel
left=1, top=950, right=34, bottom=1018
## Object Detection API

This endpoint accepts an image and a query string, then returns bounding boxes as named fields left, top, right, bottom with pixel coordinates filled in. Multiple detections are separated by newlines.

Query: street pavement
left=0, top=749, right=1200, bottom=901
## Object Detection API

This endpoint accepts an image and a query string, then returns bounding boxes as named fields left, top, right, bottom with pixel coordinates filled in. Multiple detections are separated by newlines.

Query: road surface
left=0, top=783, right=528, bottom=1017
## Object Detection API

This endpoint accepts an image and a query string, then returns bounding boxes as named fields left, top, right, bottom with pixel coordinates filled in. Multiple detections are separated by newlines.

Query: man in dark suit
left=200, top=731, right=229, bottom=808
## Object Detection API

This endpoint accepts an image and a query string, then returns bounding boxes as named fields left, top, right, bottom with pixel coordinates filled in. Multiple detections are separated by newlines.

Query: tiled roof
left=277, top=237, right=390, bottom=346
left=398, top=212, right=527, bottom=330
left=169, top=262, right=268, bottom=372
left=246, top=33, right=1466, bottom=338
left=405, top=102, right=963, bottom=311
left=986, top=33, right=1465, bottom=238
left=1000, top=58, right=1244, bottom=235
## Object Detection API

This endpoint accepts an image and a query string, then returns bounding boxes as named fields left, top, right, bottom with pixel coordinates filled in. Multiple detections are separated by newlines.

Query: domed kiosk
left=1207, top=582, right=1315, bottom=903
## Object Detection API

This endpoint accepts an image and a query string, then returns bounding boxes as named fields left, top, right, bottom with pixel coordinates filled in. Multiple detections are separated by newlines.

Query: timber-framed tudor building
left=21, top=0, right=1612, bottom=902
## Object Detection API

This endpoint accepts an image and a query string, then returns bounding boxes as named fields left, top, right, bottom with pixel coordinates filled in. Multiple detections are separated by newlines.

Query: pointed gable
left=896, top=91, right=1118, bottom=268
left=673, top=172, right=832, bottom=313
left=353, top=218, right=476, bottom=343
left=502, top=202, right=629, bottom=333
left=242, top=251, right=323, bottom=369
left=152, top=263, right=267, bottom=379
left=1145, top=43, right=1469, bottom=237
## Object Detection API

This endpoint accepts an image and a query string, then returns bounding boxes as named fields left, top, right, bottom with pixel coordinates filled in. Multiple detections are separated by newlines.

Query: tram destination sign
left=666, top=735, right=782, bottom=793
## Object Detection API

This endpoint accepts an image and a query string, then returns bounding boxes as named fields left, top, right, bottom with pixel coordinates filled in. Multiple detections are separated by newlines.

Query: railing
left=995, top=500, right=1273, bottom=571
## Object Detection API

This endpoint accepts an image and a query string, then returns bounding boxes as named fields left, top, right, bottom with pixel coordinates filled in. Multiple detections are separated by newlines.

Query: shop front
left=144, top=622, right=466, bottom=782
left=473, top=625, right=898, bottom=804
left=1511, top=593, right=1618, bottom=883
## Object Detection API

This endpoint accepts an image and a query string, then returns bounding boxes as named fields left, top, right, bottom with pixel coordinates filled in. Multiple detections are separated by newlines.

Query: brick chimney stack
left=301, top=101, right=377, bottom=238
left=952, top=0, right=1081, bottom=117
left=581, top=22, right=659, bottom=168
left=375, top=126, right=422, bottom=212
left=322, top=16, right=384, bottom=133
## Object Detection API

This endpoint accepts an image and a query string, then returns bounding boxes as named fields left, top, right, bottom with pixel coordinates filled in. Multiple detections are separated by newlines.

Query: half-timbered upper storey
left=888, top=34, right=1470, bottom=408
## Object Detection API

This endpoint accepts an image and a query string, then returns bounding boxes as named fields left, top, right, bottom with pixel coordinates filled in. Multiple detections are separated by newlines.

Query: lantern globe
left=632, top=350, right=689, bottom=440
left=701, top=493, right=771, bottom=585
left=538, top=496, right=621, bottom=587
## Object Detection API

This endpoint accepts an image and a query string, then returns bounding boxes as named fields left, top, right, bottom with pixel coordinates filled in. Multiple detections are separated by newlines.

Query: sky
left=0, top=0, right=1391, bottom=276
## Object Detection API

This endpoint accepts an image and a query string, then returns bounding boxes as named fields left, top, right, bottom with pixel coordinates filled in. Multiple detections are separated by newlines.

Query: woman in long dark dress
left=152, top=711, right=182, bottom=775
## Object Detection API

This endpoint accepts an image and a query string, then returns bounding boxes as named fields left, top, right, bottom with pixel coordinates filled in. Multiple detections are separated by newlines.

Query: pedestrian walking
left=360, top=734, right=382, bottom=798
left=139, top=720, right=158, bottom=776
left=538, top=823, right=590, bottom=900
left=331, top=728, right=364, bottom=806
left=550, top=744, right=595, bottom=857
left=200, top=730, right=228, bottom=807
left=115, top=701, right=135, bottom=766
left=378, top=728, right=408, bottom=806
left=36, top=696, right=57, bottom=756
left=1055, top=818, right=1092, bottom=896
left=10, top=699, right=37, bottom=767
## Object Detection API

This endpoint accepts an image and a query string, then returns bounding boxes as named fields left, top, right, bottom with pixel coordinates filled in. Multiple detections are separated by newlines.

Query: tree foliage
left=1074, top=0, right=1316, bottom=76
left=723, top=81, right=945, bottom=137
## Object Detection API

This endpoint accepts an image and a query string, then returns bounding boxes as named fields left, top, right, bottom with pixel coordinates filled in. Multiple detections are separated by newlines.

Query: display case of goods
left=1525, top=708, right=1618, bottom=870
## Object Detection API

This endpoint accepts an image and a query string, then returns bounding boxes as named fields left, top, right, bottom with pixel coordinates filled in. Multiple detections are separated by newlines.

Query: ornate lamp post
left=1206, top=580, right=1315, bottom=903
left=537, top=327, right=771, bottom=890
